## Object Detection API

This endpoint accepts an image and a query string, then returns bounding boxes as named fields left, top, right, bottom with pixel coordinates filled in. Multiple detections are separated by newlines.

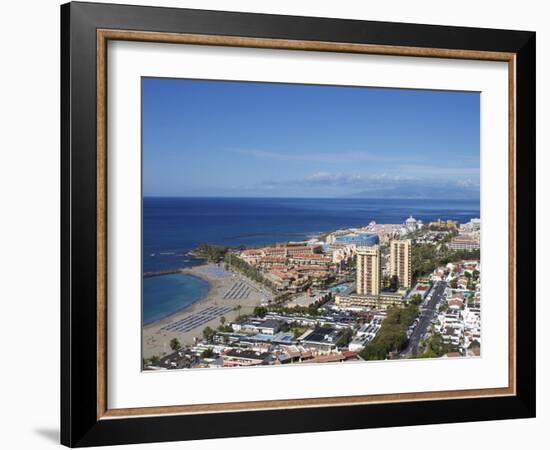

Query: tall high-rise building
left=390, top=239, right=412, bottom=288
left=356, top=246, right=381, bottom=296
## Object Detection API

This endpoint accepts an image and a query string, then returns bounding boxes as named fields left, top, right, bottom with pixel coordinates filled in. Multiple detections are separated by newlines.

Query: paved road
left=400, top=281, right=447, bottom=358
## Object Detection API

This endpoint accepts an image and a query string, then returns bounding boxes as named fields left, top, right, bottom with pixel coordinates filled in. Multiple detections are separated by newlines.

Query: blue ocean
left=143, top=197, right=479, bottom=324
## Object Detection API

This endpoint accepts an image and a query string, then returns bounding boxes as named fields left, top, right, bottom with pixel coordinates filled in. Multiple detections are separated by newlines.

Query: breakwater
left=143, top=269, right=184, bottom=278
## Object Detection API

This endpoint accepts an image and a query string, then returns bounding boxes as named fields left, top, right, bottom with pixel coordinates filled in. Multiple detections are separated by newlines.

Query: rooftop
left=224, top=349, right=271, bottom=361
left=300, top=327, right=341, bottom=344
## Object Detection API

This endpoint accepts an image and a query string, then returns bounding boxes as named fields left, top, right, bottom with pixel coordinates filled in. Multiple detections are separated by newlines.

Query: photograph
left=56, top=2, right=536, bottom=446
left=141, top=78, right=482, bottom=370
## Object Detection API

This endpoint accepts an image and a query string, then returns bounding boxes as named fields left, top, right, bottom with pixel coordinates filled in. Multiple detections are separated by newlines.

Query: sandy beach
left=142, top=263, right=271, bottom=359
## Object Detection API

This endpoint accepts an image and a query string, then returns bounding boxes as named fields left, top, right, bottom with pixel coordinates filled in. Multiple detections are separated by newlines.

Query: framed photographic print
left=60, top=1, right=536, bottom=447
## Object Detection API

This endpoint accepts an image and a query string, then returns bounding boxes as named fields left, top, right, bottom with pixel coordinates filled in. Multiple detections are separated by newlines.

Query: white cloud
left=304, top=172, right=415, bottom=186
left=233, top=149, right=404, bottom=164
left=455, top=178, right=480, bottom=188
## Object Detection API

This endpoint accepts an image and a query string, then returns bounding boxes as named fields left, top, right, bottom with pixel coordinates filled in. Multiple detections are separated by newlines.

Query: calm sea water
left=143, top=273, right=210, bottom=325
left=143, top=197, right=479, bottom=324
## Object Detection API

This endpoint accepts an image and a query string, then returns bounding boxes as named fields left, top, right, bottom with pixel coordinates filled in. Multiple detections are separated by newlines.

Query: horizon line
left=142, top=195, right=480, bottom=201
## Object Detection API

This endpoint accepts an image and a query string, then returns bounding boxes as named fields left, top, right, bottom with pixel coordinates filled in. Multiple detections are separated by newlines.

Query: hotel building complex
left=390, top=239, right=412, bottom=288
left=335, top=244, right=403, bottom=310
left=448, top=234, right=480, bottom=251
left=356, top=246, right=381, bottom=296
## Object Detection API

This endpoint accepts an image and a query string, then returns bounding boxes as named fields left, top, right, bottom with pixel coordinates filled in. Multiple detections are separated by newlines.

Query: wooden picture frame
left=61, top=1, right=535, bottom=447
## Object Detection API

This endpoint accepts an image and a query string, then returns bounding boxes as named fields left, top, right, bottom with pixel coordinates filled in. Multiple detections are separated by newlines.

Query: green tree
left=279, top=322, right=290, bottom=332
left=359, top=305, right=419, bottom=360
left=169, top=337, right=181, bottom=352
left=266, top=304, right=322, bottom=317
left=202, top=326, right=215, bottom=341
left=412, top=243, right=480, bottom=279
left=290, top=325, right=308, bottom=339
left=419, top=333, right=457, bottom=358
left=220, top=316, right=226, bottom=326
left=194, top=243, right=230, bottom=262
left=201, top=348, right=214, bottom=358
left=418, top=348, right=438, bottom=358
left=336, top=328, right=354, bottom=348
left=253, top=306, right=268, bottom=318
left=224, top=253, right=275, bottom=291
left=273, top=292, right=293, bottom=304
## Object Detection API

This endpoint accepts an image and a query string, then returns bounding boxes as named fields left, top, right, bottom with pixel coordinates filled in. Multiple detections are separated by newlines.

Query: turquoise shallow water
left=143, top=273, right=210, bottom=325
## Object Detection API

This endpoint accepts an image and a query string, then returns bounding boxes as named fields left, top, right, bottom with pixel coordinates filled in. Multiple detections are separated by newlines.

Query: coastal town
left=143, top=216, right=481, bottom=370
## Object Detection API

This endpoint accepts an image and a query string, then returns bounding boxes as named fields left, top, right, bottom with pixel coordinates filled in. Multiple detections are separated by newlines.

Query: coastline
left=142, top=263, right=269, bottom=359
left=142, top=270, right=211, bottom=326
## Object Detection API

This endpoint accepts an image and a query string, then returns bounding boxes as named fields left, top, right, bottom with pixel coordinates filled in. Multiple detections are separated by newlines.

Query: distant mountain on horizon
left=348, top=185, right=480, bottom=201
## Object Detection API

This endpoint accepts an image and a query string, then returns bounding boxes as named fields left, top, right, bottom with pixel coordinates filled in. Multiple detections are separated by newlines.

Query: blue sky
left=142, top=78, right=480, bottom=199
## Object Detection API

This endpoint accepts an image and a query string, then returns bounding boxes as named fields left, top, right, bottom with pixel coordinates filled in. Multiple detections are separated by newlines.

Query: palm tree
left=169, top=338, right=181, bottom=352
left=202, top=326, right=214, bottom=340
